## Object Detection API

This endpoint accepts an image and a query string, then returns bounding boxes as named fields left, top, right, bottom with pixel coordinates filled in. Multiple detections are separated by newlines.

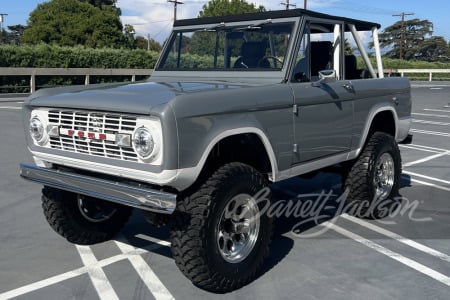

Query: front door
left=290, top=20, right=354, bottom=164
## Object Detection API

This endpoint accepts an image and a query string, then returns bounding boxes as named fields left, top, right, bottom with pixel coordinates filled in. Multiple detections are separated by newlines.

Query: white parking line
left=75, top=245, right=119, bottom=300
left=0, top=239, right=164, bottom=299
left=399, top=145, right=442, bottom=154
left=405, top=144, right=450, bottom=152
left=405, top=177, right=450, bottom=192
left=0, top=254, right=128, bottom=299
left=341, top=214, right=450, bottom=263
left=115, top=239, right=175, bottom=300
left=0, top=106, right=21, bottom=110
left=410, top=129, right=450, bottom=137
left=412, top=113, right=450, bottom=118
left=413, top=119, right=450, bottom=126
left=323, top=222, right=450, bottom=287
left=403, top=151, right=450, bottom=167
left=424, top=109, right=450, bottom=113
left=403, top=171, right=450, bottom=186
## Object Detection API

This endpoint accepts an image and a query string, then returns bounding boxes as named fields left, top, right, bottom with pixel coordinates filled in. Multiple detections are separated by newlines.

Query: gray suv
left=20, top=9, right=412, bottom=292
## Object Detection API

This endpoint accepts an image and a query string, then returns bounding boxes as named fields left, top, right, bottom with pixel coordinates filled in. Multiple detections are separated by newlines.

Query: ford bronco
left=20, top=9, right=412, bottom=292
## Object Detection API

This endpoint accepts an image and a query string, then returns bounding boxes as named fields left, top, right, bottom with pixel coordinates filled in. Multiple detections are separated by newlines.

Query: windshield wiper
left=235, top=19, right=272, bottom=31
left=197, top=22, right=226, bottom=32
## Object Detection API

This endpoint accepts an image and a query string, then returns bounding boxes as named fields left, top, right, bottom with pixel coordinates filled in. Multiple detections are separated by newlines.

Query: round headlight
left=133, top=127, right=155, bottom=159
left=30, top=116, right=45, bottom=144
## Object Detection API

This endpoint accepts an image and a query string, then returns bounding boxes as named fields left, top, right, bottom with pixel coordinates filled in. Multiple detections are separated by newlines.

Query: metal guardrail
left=0, top=67, right=153, bottom=93
left=1, top=68, right=449, bottom=94
left=388, top=69, right=450, bottom=82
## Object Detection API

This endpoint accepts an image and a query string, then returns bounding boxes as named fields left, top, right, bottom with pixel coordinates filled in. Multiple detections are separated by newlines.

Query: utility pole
left=168, top=0, right=183, bottom=21
left=0, top=13, right=8, bottom=44
left=392, top=12, right=414, bottom=60
left=280, top=0, right=296, bottom=10
left=304, top=0, right=307, bottom=9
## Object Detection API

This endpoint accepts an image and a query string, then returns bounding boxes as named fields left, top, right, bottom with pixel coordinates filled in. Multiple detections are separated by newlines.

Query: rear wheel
left=42, top=187, right=132, bottom=244
left=170, top=162, right=273, bottom=293
left=343, top=132, right=402, bottom=219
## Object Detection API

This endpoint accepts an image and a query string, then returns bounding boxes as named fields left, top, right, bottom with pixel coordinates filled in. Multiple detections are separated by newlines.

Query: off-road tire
left=343, top=132, right=402, bottom=219
left=42, top=187, right=133, bottom=244
left=170, top=162, right=273, bottom=293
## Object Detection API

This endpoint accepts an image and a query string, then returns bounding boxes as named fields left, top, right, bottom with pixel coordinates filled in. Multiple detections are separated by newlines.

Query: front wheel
left=42, top=187, right=133, bottom=244
left=343, top=132, right=402, bottom=219
left=170, top=163, right=273, bottom=293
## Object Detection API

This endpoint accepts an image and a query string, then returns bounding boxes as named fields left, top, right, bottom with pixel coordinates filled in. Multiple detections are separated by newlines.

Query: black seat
left=345, top=54, right=361, bottom=79
left=234, top=41, right=269, bottom=68
left=310, top=41, right=333, bottom=77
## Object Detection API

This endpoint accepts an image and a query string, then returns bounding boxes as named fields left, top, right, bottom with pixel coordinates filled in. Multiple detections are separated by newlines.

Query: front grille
left=48, top=110, right=138, bottom=162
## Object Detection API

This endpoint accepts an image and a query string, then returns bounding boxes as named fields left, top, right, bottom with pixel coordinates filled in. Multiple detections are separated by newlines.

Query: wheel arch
left=175, top=128, right=279, bottom=191
left=353, top=104, right=398, bottom=159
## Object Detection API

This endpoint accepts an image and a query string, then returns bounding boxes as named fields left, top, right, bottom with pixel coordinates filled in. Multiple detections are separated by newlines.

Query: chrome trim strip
left=277, top=151, right=353, bottom=180
left=19, top=163, right=177, bottom=214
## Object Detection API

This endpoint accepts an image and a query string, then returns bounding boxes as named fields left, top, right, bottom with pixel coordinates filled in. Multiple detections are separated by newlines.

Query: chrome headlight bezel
left=132, top=126, right=155, bottom=159
left=132, top=118, right=163, bottom=164
left=29, top=113, right=49, bottom=146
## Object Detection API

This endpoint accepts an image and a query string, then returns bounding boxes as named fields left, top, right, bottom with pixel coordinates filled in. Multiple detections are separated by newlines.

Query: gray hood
left=26, top=81, right=244, bottom=115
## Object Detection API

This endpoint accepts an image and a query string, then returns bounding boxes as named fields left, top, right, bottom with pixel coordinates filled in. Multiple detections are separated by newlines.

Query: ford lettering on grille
left=47, top=110, right=138, bottom=162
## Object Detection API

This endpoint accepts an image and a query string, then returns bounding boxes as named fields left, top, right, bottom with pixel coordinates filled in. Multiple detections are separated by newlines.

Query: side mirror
left=312, top=70, right=337, bottom=87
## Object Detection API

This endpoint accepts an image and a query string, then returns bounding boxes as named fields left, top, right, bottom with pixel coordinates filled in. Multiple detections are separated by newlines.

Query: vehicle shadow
left=115, top=170, right=410, bottom=284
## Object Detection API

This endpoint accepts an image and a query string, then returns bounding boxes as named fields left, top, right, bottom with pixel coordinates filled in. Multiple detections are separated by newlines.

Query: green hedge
left=0, top=44, right=159, bottom=68
left=0, top=44, right=160, bottom=92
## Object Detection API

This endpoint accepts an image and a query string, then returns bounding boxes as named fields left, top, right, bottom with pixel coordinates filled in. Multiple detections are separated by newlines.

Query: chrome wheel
left=374, top=152, right=395, bottom=200
left=216, top=194, right=260, bottom=263
left=78, top=195, right=117, bottom=223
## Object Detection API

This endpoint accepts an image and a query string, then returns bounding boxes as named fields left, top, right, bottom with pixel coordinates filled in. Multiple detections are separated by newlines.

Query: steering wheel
left=258, top=56, right=284, bottom=68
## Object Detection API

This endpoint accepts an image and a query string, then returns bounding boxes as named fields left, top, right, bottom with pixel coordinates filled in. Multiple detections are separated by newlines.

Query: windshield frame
left=153, top=17, right=301, bottom=83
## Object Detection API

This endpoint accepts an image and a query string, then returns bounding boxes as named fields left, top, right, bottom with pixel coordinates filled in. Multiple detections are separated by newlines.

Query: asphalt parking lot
left=0, top=83, right=449, bottom=299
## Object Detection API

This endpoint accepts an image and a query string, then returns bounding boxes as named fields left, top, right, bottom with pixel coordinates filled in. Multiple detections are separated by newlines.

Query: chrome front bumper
left=19, top=163, right=177, bottom=214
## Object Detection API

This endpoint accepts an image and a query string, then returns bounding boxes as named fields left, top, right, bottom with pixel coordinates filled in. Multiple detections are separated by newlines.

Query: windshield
left=157, top=21, right=295, bottom=71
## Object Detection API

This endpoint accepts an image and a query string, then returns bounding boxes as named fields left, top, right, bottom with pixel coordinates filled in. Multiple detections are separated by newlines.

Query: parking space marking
left=403, top=151, right=450, bottom=167
left=0, top=254, right=128, bottom=299
left=410, top=129, right=450, bottom=137
left=323, top=222, right=450, bottom=287
left=341, top=214, right=450, bottom=262
left=404, top=144, right=450, bottom=152
left=0, top=106, right=21, bottom=110
left=75, top=245, right=119, bottom=300
left=0, top=239, right=162, bottom=299
left=412, top=113, right=450, bottom=118
left=115, top=239, right=174, bottom=300
left=413, top=119, right=450, bottom=126
left=399, top=145, right=441, bottom=154
left=403, top=171, right=450, bottom=186
left=424, top=109, right=450, bottom=113
left=406, top=177, right=450, bottom=192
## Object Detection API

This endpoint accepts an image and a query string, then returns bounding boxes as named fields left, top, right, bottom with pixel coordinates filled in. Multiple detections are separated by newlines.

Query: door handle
left=342, top=83, right=355, bottom=93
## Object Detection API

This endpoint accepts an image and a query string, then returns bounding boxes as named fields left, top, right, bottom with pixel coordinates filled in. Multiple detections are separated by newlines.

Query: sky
left=1, top=0, right=449, bottom=44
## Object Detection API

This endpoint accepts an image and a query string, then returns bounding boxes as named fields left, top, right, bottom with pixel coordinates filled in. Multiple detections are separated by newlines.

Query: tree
left=78, top=0, right=121, bottom=14
left=415, top=36, right=450, bottom=61
left=198, top=0, right=265, bottom=18
left=7, top=25, right=27, bottom=45
left=135, top=36, right=162, bottom=52
left=189, top=0, right=266, bottom=56
left=123, top=24, right=135, bottom=48
left=376, top=18, right=434, bottom=60
left=78, top=0, right=117, bottom=7
left=21, top=0, right=126, bottom=48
